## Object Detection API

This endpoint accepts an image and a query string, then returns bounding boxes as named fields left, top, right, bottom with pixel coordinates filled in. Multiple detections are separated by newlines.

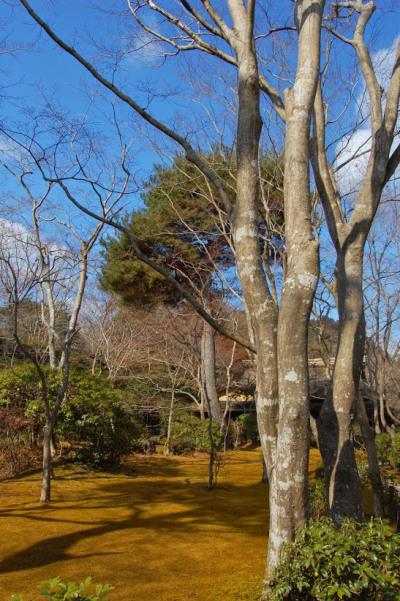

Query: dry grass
left=0, top=448, right=322, bottom=601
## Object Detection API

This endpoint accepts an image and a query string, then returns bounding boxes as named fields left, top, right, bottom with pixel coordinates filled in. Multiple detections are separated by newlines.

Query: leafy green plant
left=265, top=518, right=400, bottom=600
left=161, top=408, right=222, bottom=454
left=309, top=478, right=326, bottom=519
left=10, top=577, right=113, bottom=601
left=0, top=364, right=147, bottom=470
left=375, top=431, right=400, bottom=471
left=236, top=413, right=260, bottom=445
left=72, top=405, right=141, bottom=468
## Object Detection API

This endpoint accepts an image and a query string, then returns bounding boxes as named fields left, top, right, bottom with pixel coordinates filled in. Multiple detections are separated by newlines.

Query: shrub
left=10, top=576, right=113, bottom=600
left=0, top=364, right=148, bottom=470
left=59, top=371, right=144, bottom=467
left=309, top=478, right=326, bottom=519
left=72, top=407, right=141, bottom=468
left=161, top=408, right=223, bottom=454
left=266, top=518, right=400, bottom=601
left=375, top=431, right=400, bottom=471
left=236, top=413, right=260, bottom=444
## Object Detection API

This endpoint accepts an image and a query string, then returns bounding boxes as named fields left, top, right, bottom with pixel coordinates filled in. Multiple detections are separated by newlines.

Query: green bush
left=375, top=431, right=400, bottom=470
left=72, top=408, right=141, bottom=468
left=309, top=478, right=326, bottom=519
left=161, top=408, right=222, bottom=454
left=0, top=364, right=147, bottom=469
left=266, top=518, right=400, bottom=601
left=57, top=369, right=144, bottom=467
left=236, top=413, right=260, bottom=444
left=10, top=576, right=113, bottom=600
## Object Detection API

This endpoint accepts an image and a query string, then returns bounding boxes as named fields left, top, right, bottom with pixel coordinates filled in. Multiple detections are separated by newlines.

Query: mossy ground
left=0, top=448, right=322, bottom=601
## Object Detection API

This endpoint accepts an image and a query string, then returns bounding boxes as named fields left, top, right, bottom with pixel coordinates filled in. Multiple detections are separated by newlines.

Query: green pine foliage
left=100, top=152, right=283, bottom=305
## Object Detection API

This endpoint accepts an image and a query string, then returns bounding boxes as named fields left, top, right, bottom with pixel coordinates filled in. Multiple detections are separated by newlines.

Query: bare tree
left=80, top=295, right=149, bottom=381
left=0, top=144, right=127, bottom=500
left=365, top=205, right=400, bottom=433
left=311, top=1, right=400, bottom=522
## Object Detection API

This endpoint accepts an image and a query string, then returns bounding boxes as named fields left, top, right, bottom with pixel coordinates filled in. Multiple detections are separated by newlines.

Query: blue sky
left=0, top=1, right=398, bottom=311
left=2, top=1, right=398, bottom=184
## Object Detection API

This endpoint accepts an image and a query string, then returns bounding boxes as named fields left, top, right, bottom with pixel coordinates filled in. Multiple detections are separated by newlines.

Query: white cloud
left=334, top=37, right=400, bottom=197
left=358, top=36, right=400, bottom=121
left=335, top=129, right=372, bottom=196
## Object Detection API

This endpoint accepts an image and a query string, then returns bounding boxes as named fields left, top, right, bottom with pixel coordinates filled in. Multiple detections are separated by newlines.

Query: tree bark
left=164, top=387, right=175, bottom=456
left=318, top=249, right=364, bottom=522
left=231, top=6, right=279, bottom=497
left=201, top=320, right=222, bottom=421
left=40, top=423, right=52, bottom=503
left=267, top=0, right=322, bottom=571
left=261, top=456, right=268, bottom=484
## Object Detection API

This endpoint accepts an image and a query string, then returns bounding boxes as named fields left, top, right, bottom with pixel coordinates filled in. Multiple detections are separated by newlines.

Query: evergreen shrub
left=266, top=518, right=400, bottom=601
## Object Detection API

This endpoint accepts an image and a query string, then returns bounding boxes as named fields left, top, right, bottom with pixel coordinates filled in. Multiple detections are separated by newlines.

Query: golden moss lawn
left=0, top=449, right=322, bottom=601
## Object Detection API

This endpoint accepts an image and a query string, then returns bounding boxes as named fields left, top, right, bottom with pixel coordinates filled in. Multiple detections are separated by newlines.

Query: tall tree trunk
left=318, top=248, right=364, bottom=522
left=164, top=388, right=175, bottom=456
left=228, top=0, right=323, bottom=579
left=311, top=9, right=400, bottom=523
left=267, top=0, right=322, bottom=571
left=40, top=423, right=52, bottom=502
left=201, top=320, right=222, bottom=421
left=232, top=14, right=279, bottom=500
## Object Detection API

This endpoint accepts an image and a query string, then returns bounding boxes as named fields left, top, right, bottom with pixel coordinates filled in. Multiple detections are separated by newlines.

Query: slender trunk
left=164, top=388, right=175, bottom=456
left=206, top=410, right=217, bottom=490
left=356, top=393, right=384, bottom=517
left=50, top=433, right=56, bottom=458
left=199, top=398, right=205, bottom=421
left=373, top=397, right=381, bottom=434
left=267, top=0, right=323, bottom=573
left=40, top=423, right=52, bottom=502
left=376, top=354, right=394, bottom=434
left=91, top=352, right=98, bottom=376
left=201, top=320, right=222, bottom=421
left=318, top=248, right=364, bottom=522
left=232, top=36, right=278, bottom=496
left=386, top=403, right=400, bottom=429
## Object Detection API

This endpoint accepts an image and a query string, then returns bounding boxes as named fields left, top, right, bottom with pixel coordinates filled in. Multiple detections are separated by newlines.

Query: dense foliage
left=375, top=431, right=400, bottom=471
left=0, top=364, right=148, bottom=469
left=266, top=518, right=400, bottom=601
left=101, top=153, right=283, bottom=305
left=161, top=407, right=223, bottom=454
left=236, top=413, right=260, bottom=445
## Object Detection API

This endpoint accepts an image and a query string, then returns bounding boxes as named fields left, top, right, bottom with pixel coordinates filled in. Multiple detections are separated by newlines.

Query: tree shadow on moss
left=0, top=473, right=268, bottom=575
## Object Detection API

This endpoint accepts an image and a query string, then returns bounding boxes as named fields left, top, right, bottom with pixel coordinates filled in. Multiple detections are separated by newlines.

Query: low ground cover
left=2, top=449, right=321, bottom=601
